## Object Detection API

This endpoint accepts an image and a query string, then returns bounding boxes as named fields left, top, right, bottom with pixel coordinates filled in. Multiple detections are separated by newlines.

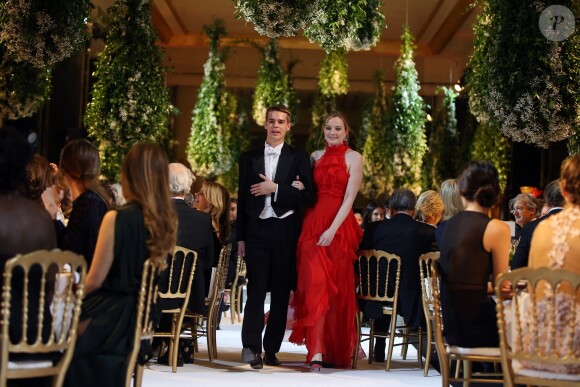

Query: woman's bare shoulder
left=311, top=150, right=324, bottom=162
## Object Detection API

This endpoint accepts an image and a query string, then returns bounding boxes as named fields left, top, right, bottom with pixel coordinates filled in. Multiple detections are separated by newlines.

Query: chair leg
left=401, top=327, right=409, bottom=359
left=417, top=327, right=423, bottom=369
left=352, top=311, right=361, bottom=369
left=439, top=355, right=450, bottom=387
left=368, top=320, right=375, bottom=364
left=230, top=285, right=236, bottom=324
left=236, top=286, right=243, bottom=323
left=386, top=316, right=397, bottom=371
left=134, top=364, right=144, bottom=387
left=462, top=360, right=471, bottom=387
left=423, top=326, right=432, bottom=376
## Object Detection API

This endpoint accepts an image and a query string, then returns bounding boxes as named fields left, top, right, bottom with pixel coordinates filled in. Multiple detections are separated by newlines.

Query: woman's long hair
left=59, top=139, right=111, bottom=209
left=121, top=143, right=177, bottom=266
left=203, top=180, right=231, bottom=244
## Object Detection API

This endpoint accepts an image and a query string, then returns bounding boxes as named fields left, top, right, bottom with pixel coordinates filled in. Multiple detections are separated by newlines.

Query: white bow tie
left=265, top=147, right=281, bottom=157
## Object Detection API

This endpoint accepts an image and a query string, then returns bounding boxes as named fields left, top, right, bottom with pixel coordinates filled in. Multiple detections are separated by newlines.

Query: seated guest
left=435, top=179, right=464, bottom=245
left=25, top=154, right=55, bottom=204
left=525, top=155, right=580, bottom=374
left=510, top=192, right=539, bottom=239
left=65, top=143, right=177, bottom=387
left=43, top=139, right=111, bottom=268
left=439, top=161, right=510, bottom=348
left=362, top=201, right=385, bottom=229
left=360, top=188, right=437, bottom=361
left=414, top=190, right=444, bottom=226
left=511, top=180, right=564, bottom=269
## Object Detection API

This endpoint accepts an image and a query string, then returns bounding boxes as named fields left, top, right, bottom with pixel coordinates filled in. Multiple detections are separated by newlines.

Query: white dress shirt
left=259, top=142, right=293, bottom=219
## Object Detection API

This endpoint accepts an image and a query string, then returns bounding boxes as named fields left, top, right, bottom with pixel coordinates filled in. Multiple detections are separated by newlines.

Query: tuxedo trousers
left=241, top=215, right=298, bottom=354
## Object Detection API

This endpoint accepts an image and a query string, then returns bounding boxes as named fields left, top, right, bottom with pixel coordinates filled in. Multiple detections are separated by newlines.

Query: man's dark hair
left=544, top=179, right=564, bottom=208
left=0, top=126, right=32, bottom=195
left=389, top=188, right=416, bottom=211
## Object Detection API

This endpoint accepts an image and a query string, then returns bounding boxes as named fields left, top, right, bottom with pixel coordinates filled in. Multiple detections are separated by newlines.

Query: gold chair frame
left=184, top=243, right=232, bottom=361
left=125, top=258, right=161, bottom=387
left=229, top=255, right=246, bottom=324
left=353, top=249, right=422, bottom=371
left=431, top=262, right=502, bottom=386
left=152, top=246, right=197, bottom=372
left=0, top=249, right=87, bottom=387
left=418, top=251, right=440, bottom=376
left=495, top=267, right=580, bottom=387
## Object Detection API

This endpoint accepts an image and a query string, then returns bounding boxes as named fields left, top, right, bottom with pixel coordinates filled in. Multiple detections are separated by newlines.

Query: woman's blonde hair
left=121, top=143, right=177, bottom=266
left=440, top=178, right=464, bottom=220
left=59, top=139, right=111, bottom=209
left=202, top=180, right=231, bottom=243
left=415, top=190, right=444, bottom=224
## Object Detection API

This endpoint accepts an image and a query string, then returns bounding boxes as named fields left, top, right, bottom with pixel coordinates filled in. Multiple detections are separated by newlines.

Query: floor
left=141, top=305, right=443, bottom=387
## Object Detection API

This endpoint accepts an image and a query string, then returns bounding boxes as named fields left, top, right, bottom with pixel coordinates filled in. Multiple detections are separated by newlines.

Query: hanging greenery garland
left=305, top=0, right=385, bottom=52
left=252, top=38, right=298, bottom=131
left=422, top=86, right=459, bottom=190
left=385, top=25, right=428, bottom=194
left=0, top=45, right=52, bottom=120
left=217, top=103, right=251, bottom=193
left=0, top=0, right=92, bottom=68
left=233, top=0, right=318, bottom=38
left=84, top=0, right=172, bottom=181
left=186, top=20, right=236, bottom=179
left=360, top=71, right=389, bottom=198
left=306, top=50, right=349, bottom=153
left=470, top=122, right=512, bottom=191
left=467, top=0, right=580, bottom=149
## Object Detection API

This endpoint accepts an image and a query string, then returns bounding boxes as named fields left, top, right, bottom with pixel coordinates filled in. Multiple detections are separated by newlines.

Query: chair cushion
left=447, top=346, right=500, bottom=357
left=8, top=360, right=53, bottom=370
left=513, top=360, right=580, bottom=381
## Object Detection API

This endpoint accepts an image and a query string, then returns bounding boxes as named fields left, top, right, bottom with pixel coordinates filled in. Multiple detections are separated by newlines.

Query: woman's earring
left=344, top=135, right=348, bottom=144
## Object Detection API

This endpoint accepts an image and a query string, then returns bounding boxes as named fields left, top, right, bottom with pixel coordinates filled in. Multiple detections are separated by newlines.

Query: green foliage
left=422, top=86, right=459, bottom=190
left=470, top=122, right=512, bottom=191
left=305, top=0, right=385, bottom=52
left=186, top=20, right=236, bottom=179
left=0, top=44, right=52, bottom=119
left=0, top=0, right=92, bottom=68
left=467, top=0, right=580, bottom=149
left=252, top=39, right=298, bottom=144
left=306, top=50, right=349, bottom=153
left=360, top=71, right=389, bottom=198
left=85, top=0, right=172, bottom=181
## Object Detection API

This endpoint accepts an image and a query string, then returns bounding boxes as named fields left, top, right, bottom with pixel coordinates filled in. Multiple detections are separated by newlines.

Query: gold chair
left=0, top=249, right=87, bottom=387
left=353, top=249, right=422, bottom=371
left=125, top=258, right=161, bottom=387
left=418, top=251, right=440, bottom=376
left=152, top=246, right=197, bottom=372
left=495, top=267, right=580, bottom=387
left=229, top=255, right=247, bottom=324
left=184, top=243, right=232, bottom=361
left=431, top=261, right=502, bottom=386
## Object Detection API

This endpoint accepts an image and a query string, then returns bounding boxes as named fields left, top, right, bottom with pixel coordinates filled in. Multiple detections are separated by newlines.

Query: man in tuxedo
left=238, top=105, right=315, bottom=369
left=511, top=180, right=564, bottom=269
left=360, top=188, right=437, bottom=361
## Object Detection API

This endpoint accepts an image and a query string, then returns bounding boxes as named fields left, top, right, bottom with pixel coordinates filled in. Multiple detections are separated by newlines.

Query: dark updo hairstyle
left=0, top=127, right=32, bottom=195
left=26, top=154, right=55, bottom=204
left=560, top=154, right=580, bottom=205
left=458, top=160, right=500, bottom=208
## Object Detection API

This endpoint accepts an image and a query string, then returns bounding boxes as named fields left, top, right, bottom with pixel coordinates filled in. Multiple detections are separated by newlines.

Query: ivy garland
left=305, top=0, right=385, bottom=52
left=422, top=86, right=459, bottom=190
left=383, top=25, right=427, bottom=194
left=233, top=0, right=318, bottom=38
left=470, top=122, right=511, bottom=191
left=306, top=49, right=349, bottom=153
left=0, top=44, right=52, bottom=120
left=84, top=0, right=172, bottom=181
left=217, top=104, right=251, bottom=193
left=360, top=71, right=389, bottom=198
left=252, top=38, right=298, bottom=135
left=467, top=0, right=580, bottom=149
left=186, top=20, right=236, bottom=179
left=0, top=0, right=92, bottom=68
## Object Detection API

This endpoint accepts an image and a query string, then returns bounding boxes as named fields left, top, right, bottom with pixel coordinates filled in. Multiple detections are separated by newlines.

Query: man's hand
left=250, top=174, right=277, bottom=196
left=238, top=241, right=246, bottom=259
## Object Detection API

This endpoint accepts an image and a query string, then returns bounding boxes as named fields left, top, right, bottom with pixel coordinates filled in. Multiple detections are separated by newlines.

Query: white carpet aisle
left=141, top=306, right=442, bottom=386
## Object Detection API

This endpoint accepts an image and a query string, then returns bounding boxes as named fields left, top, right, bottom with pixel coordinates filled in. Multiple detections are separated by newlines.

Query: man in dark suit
left=360, top=188, right=437, bottom=361
left=511, top=180, right=564, bottom=269
left=238, top=105, right=315, bottom=369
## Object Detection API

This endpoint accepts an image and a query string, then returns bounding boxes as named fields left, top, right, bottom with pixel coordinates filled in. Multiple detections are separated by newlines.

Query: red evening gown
left=289, top=143, right=363, bottom=368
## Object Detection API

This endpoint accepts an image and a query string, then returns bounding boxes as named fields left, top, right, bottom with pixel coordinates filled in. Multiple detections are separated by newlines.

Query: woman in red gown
left=289, top=112, right=363, bottom=370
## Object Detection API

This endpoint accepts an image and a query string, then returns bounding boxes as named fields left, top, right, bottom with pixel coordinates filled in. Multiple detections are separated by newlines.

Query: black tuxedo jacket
left=360, top=213, right=437, bottom=328
left=511, top=208, right=562, bottom=270
left=237, top=143, right=315, bottom=242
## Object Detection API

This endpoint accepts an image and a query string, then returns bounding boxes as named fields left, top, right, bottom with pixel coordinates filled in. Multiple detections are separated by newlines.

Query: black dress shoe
left=157, top=349, right=184, bottom=367
left=264, top=352, right=281, bottom=366
left=242, top=347, right=263, bottom=369
left=373, top=340, right=386, bottom=362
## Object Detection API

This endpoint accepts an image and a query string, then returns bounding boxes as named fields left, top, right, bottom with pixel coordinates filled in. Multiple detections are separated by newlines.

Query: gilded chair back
left=125, top=258, right=161, bottom=387
left=0, top=249, right=86, bottom=387
left=418, top=251, right=440, bottom=376
left=153, top=246, right=197, bottom=372
left=495, top=267, right=580, bottom=387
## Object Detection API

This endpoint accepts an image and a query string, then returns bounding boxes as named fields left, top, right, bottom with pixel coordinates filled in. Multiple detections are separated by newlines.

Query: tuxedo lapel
left=252, top=147, right=266, bottom=178
left=274, top=144, right=294, bottom=184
